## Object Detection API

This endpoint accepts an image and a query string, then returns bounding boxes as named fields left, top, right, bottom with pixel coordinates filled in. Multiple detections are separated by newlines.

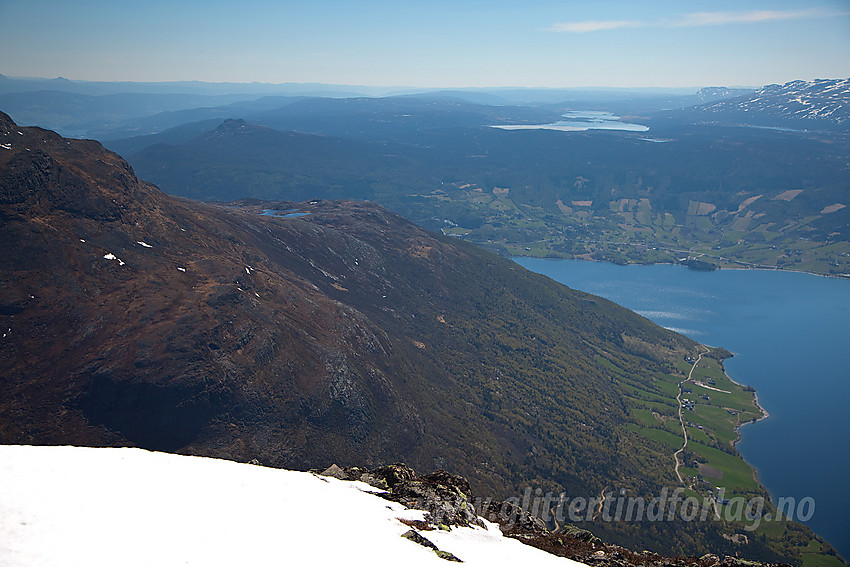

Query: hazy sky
left=2, top=0, right=849, bottom=88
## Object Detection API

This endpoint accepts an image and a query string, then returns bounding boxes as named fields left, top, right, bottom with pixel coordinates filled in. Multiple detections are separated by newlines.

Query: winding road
left=673, top=346, right=726, bottom=520
left=673, top=346, right=708, bottom=485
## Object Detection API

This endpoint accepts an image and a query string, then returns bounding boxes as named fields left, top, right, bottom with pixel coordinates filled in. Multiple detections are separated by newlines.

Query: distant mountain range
left=3, top=76, right=846, bottom=144
left=0, top=90, right=262, bottom=139
left=0, top=73, right=383, bottom=97
left=0, top=75, right=760, bottom=139
left=694, top=86, right=755, bottom=103
left=658, top=78, right=850, bottom=130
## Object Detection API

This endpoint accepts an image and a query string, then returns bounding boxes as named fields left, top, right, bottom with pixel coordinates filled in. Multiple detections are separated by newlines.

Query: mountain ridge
left=659, top=78, right=850, bottom=130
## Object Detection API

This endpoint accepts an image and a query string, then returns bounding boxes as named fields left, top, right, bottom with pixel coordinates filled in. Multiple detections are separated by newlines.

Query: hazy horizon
left=2, top=0, right=849, bottom=89
left=1, top=73, right=768, bottom=91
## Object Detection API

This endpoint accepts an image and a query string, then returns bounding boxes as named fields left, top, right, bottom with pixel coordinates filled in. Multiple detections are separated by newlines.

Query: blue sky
left=2, top=0, right=849, bottom=88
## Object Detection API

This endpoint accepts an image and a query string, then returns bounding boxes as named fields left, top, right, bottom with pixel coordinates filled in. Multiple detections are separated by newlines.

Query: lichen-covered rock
left=401, top=529, right=439, bottom=550
left=420, top=470, right=473, bottom=499
left=315, top=463, right=416, bottom=490
left=387, top=470, right=484, bottom=528
left=401, top=529, right=463, bottom=562
left=558, top=524, right=602, bottom=545
left=360, top=463, right=416, bottom=490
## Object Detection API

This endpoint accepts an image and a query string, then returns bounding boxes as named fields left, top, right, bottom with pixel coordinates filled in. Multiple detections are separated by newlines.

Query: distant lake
left=492, top=111, right=649, bottom=132
left=514, top=258, right=850, bottom=558
left=260, top=209, right=311, bottom=218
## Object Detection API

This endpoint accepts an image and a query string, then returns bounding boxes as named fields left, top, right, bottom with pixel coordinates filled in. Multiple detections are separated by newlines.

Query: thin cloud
left=551, top=8, right=848, bottom=33
left=669, top=9, right=846, bottom=27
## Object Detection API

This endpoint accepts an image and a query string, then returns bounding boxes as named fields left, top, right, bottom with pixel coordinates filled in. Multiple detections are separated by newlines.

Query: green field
left=415, top=184, right=850, bottom=279
left=687, top=441, right=760, bottom=492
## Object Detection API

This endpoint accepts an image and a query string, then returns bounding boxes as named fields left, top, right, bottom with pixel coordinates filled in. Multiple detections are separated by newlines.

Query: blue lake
left=514, top=258, right=850, bottom=557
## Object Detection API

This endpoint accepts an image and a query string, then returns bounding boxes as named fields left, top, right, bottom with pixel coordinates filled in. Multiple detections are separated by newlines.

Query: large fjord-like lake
left=514, top=258, right=850, bottom=557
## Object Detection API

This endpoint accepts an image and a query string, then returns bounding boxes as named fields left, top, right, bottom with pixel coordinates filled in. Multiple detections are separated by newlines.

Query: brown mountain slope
left=0, top=110, right=694, bottom=501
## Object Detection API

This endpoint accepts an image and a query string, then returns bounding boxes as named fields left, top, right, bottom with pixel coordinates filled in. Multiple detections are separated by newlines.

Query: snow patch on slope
left=102, top=253, right=125, bottom=266
left=0, top=446, right=585, bottom=567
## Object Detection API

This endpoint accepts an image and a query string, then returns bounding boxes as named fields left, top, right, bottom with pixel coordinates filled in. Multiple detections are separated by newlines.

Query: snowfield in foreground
left=0, top=445, right=585, bottom=566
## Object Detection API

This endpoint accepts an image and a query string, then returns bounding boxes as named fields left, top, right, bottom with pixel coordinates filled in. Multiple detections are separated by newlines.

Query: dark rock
left=420, top=469, right=473, bottom=499
left=387, top=470, right=484, bottom=528
left=435, top=549, right=463, bottom=562
left=314, top=464, right=483, bottom=528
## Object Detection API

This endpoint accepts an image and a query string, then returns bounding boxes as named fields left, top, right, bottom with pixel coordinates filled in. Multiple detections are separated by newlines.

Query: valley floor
left=413, top=184, right=850, bottom=279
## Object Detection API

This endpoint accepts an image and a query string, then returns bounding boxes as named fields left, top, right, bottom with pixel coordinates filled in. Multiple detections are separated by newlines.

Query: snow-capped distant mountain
left=695, top=86, right=755, bottom=104
left=0, top=446, right=585, bottom=567
left=694, top=78, right=850, bottom=128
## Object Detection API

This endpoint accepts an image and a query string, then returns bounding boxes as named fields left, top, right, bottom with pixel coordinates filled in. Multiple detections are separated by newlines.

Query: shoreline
left=725, top=364, right=771, bottom=484
left=708, top=349, right=771, bottom=493
left=716, top=265, right=849, bottom=281
left=730, top=385, right=770, bottom=449
left=748, top=389, right=770, bottom=423
left=708, top=349, right=771, bottom=443
left=511, top=253, right=850, bottom=281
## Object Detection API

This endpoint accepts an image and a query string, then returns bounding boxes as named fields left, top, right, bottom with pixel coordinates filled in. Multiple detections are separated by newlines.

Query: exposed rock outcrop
left=319, top=463, right=793, bottom=567
left=319, top=463, right=482, bottom=528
